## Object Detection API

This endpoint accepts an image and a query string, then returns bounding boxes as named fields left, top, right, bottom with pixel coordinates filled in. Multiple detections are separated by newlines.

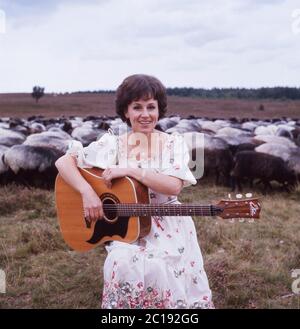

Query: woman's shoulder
left=97, top=128, right=118, bottom=143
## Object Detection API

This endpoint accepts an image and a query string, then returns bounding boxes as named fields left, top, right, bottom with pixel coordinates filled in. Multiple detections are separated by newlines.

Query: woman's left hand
left=101, top=167, right=128, bottom=189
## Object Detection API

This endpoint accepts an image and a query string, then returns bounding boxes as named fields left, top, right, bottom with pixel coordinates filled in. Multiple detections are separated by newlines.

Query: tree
left=31, top=86, right=45, bottom=103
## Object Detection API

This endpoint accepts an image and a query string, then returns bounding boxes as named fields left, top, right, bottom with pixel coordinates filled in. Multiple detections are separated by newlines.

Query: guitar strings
left=100, top=204, right=219, bottom=216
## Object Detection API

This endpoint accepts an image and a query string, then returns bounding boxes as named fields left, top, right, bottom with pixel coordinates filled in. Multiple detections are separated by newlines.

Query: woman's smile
left=125, top=98, right=159, bottom=133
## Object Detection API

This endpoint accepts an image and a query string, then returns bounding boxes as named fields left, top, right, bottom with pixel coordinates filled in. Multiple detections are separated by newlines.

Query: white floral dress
left=66, top=129, right=214, bottom=309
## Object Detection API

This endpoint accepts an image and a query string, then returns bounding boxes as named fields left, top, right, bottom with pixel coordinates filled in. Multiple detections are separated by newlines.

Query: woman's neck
left=125, top=129, right=162, bottom=160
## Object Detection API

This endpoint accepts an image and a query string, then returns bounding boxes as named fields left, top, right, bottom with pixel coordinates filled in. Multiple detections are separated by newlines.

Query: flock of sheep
left=0, top=115, right=299, bottom=193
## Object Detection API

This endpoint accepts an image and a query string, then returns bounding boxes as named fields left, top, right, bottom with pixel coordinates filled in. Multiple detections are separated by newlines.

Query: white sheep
left=254, top=125, right=278, bottom=136
left=0, top=128, right=26, bottom=147
left=255, top=143, right=294, bottom=162
left=4, top=145, right=62, bottom=174
left=23, top=131, right=71, bottom=153
left=253, top=135, right=297, bottom=149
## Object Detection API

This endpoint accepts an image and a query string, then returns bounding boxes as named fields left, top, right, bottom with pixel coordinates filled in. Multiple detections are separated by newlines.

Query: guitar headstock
left=215, top=193, right=261, bottom=221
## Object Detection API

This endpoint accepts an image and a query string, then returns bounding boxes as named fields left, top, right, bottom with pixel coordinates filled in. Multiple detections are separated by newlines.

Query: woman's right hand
left=81, top=186, right=104, bottom=222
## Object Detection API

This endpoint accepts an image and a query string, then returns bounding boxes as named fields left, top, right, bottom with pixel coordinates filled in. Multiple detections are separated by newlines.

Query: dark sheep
left=195, top=148, right=233, bottom=186
left=229, top=143, right=257, bottom=156
left=231, top=150, right=297, bottom=194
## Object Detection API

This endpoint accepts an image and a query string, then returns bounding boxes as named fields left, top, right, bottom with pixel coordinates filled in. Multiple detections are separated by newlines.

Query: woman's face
left=125, top=97, right=159, bottom=134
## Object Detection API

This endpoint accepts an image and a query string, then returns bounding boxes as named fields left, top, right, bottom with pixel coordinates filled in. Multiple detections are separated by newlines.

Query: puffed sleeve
left=160, top=133, right=197, bottom=188
left=65, top=130, right=118, bottom=169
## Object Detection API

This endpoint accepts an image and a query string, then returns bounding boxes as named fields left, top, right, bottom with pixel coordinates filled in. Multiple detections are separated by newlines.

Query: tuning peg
left=245, top=193, right=253, bottom=198
left=236, top=194, right=243, bottom=199
left=239, top=218, right=245, bottom=223
left=227, top=193, right=232, bottom=199
left=229, top=218, right=235, bottom=223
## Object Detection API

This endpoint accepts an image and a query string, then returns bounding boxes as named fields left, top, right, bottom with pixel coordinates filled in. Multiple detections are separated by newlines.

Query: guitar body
left=55, top=168, right=151, bottom=252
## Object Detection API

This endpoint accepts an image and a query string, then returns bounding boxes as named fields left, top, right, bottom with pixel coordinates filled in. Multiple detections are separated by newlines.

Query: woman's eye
left=132, top=105, right=156, bottom=110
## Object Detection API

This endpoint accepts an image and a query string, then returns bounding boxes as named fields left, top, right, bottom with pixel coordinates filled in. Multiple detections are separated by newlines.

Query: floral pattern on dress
left=102, top=280, right=214, bottom=309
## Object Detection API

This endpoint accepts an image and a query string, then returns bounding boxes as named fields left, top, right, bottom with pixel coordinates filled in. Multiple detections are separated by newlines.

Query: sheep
left=255, top=143, right=294, bottom=162
left=105, top=117, right=130, bottom=135
left=26, top=122, right=47, bottom=134
left=8, top=118, right=30, bottom=136
left=0, top=145, right=17, bottom=186
left=202, top=148, right=233, bottom=186
left=0, top=145, right=9, bottom=174
left=3, top=145, right=64, bottom=189
left=286, top=148, right=300, bottom=182
left=253, top=135, right=297, bottom=149
left=155, top=117, right=179, bottom=132
left=216, top=126, right=251, bottom=137
left=291, top=127, right=300, bottom=147
left=183, top=132, right=233, bottom=186
left=46, top=127, right=72, bottom=138
left=215, top=126, right=254, bottom=147
left=0, top=128, right=26, bottom=147
left=199, top=120, right=223, bottom=133
left=23, top=131, right=72, bottom=153
left=216, top=134, right=254, bottom=147
left=230, top=143, right=257, bottom=155
left=165, top=118, right=201, bottom=134
left=241, top=121, right=258, bottom=132
left=71, top=125, right=107, bottom=146
left=254, top=125, right=278, bottom=136
left=69, top=117, right=84, bottom=129
left=214, top=119, right=231, bottom=129
left=275, top=127, right=294, bottom=139
left=231, top=150, right=297, bottom=194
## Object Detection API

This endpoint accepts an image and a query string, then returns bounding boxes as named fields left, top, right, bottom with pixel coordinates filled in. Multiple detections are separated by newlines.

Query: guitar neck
left=103, top=203, right=222, bottom=217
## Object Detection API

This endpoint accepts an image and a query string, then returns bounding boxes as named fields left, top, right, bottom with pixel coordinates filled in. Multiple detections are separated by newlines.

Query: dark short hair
left=115, top=74, right=168, bottom=127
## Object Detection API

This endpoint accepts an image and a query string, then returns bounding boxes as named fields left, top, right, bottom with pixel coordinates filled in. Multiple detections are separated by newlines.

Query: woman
left=55, top=74, right=214, bottom=309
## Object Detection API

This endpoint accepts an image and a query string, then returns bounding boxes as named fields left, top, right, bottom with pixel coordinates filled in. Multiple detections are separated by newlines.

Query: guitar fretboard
left=103, top=203, right=223, bottom=217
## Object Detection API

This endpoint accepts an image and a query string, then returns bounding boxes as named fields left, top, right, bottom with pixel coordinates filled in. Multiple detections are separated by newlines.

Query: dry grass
left=1, top=93, right=300, bottom=119
left=0, top=181, right=299, bottom=309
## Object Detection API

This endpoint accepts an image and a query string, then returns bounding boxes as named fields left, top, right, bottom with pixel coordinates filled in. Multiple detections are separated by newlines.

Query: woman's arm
left=55, top=154, right=93, bottom=195
left=55, top=154, right=103, bottom=221
left=126, top=167, right=183, bottom=196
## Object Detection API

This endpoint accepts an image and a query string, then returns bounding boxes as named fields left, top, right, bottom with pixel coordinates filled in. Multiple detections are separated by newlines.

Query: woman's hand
left=101, top=167, right=129, bottom=189
left=81, top=186, right=103, bottom=222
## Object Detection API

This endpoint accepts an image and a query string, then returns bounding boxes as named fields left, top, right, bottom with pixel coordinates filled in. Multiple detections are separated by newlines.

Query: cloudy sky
left=0, top=0, right=299, bottom=92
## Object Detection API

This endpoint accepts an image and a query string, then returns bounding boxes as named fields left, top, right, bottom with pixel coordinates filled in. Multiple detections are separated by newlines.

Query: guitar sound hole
left=102, top=197, right=118, bottom=223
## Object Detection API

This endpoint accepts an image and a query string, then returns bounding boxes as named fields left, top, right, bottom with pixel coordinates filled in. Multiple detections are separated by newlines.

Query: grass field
left=1, top=93, right=300, bottom=119
left=0, top=179, right=299, bottom=309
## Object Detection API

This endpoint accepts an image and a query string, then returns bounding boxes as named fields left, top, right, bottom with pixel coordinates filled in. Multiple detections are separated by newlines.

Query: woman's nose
left=140, top=108, right=151, bottom=116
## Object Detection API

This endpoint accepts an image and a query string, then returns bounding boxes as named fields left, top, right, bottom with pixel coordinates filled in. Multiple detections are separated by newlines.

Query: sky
left=0, top=0, right=299, bottom=93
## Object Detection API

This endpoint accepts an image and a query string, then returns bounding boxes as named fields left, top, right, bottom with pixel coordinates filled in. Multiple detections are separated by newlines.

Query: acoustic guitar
left=55, top=167, right=261, bottom=252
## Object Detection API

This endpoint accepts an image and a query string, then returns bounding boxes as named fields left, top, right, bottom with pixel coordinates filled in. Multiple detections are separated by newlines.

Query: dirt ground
left=0, top=93, right=299, bottom=119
